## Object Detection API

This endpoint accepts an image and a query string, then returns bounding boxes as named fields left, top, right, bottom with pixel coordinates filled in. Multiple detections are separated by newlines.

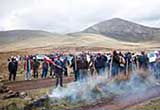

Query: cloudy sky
left=0, top=0, right=160, bottom=33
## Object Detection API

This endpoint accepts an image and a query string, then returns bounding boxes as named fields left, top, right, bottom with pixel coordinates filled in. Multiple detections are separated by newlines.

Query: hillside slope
left=82, top=18, right=160, bottom=42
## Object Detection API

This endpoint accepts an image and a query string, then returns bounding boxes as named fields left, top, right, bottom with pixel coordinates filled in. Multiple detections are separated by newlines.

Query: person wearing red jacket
left=24, top=56, right=33, bottom=80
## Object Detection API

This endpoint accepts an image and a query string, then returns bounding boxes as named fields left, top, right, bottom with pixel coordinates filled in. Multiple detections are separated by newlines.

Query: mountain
left=82, top=18, right=160, bottom=42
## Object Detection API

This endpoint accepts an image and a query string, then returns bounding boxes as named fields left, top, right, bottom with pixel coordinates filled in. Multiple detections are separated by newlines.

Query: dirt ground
left=4, top=77, right=74, bottom=91
left=126, top=97, right=160, bottom=110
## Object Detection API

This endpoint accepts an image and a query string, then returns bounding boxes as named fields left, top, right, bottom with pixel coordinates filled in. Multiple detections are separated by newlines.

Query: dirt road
left=4, top=77, right=74, bottom=92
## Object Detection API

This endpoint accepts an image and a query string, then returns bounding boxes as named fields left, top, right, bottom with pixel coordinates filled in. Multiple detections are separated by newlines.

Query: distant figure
left=32, top=58, right=40, bottom=78
left=71, top=55, right=80, bottom=81
left=88, top=55, right=95, bottom=76
left=111, top=51, right=120, bottom=77
left=63, top=56, right=68, bottom=77
left=41, top=59, right=49, bottom=79
left=78, top=55, right=89, bottom=81
left=155, top=59, right=160, bottom=79
left=24, top=56, right=33, bottom=80
left=95, top=53, right=107, bottom=75
left=132, top=53, right=138, bottom=72
left=119, top=52, right=125, bottom=74
left=8, top=58, right=17, bottom=81
left=49, top=62, right=54, bottom=77
left=54, top=56, right=64, bottom=87
left=138, top=51, right=148, bottom=70
left=125, top=52, right=132, bottom=74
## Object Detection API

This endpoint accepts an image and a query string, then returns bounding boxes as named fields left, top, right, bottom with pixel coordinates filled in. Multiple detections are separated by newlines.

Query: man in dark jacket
left=95, top=53, right=107, bottom=75
left=78, top=55, right=89, bottom=81
left=138, top=51, right=148, bottom=70
left=8, top=58, right=17, bottom=81
left=71, top=55, right=80, bottom=81
left=54, top=56, right=64, bottom=87
left=124, top=52, right=132, bottom=74
left=41, top=59, right=49, bottom=79
left=111, top=51, right=120, bottom=77
left=33, top=58, right=40, bottom=78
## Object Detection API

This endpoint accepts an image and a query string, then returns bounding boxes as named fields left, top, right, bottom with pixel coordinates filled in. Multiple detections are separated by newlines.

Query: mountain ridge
left=81, top=18, right=160, bottom=42
left=0, top=18, right=160, bottom=45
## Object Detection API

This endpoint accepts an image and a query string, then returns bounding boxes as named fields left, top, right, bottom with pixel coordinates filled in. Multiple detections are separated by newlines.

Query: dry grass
left=0, top=33, right=159, bottom=52
left=127, top=97, right=160, bottom=110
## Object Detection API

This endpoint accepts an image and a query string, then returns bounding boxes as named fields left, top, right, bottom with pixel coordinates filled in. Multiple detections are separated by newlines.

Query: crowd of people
left=7, top=50, right=160, bottom=87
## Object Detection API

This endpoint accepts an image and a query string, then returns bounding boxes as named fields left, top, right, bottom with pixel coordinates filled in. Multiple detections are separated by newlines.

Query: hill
left=82, top=18, right=160, bottom=42
left=0, top=30, right=59, bottom=45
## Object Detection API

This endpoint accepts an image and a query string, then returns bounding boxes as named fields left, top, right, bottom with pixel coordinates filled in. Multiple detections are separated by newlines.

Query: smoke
left=48, top=70, right=158, bottom=107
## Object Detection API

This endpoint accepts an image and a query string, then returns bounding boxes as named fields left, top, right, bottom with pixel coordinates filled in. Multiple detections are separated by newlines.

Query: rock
left=20, top=91, right=27, bottom=98
left=39, top=95, right=48, bottom=101
left=8, top=90, right=13, bottom=94
left=24, top=96, right=32, bottom=101
left=0, top=84, right=20, bottom=100
left=0, top=84, right=9, bottom=93
left=3, top=91, right=19, bottom=99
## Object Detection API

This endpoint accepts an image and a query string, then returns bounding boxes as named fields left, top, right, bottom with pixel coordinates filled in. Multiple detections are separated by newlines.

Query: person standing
left=24, top=56, right=33, bottom=80
left=41, top=59, right=49, bottom=79
left=88, top=55, right=95, bottom=76
left=8, top=58, right=17, bottom=81
left=138, top=51, right=148, bottom=71
left=32, top=58, right=40, bottom=78
left=71, top=55, right=81, bottom=81
left=62, top=56, right=68, bottom=77
left=95, top=53, right=107, bottom=75
left=79, top=55, right=89, bottom=81
left=54, top=56, right=64, bottom=87
left=119, top=52, right=126, bottom=74
left=111, top=51, right=120, bottom=77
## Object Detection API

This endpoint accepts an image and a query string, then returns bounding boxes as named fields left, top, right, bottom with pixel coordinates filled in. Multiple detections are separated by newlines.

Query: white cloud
left=0, top=0, right=160, bottom=33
